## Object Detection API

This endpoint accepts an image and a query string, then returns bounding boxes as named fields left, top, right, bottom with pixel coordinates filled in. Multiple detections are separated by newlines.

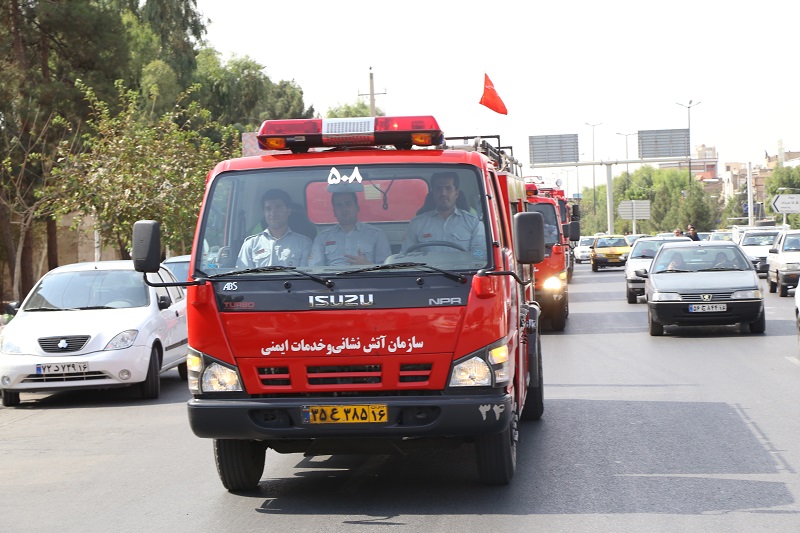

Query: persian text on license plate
left=36, top=362, right=89, bottom=374
left=689, top=304, right=727, bottom=313
left=302, top=404, right=388, bottom=424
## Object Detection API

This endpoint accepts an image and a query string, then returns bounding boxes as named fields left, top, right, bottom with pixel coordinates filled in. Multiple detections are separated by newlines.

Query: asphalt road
left=2, top=263, right=800, bottom=532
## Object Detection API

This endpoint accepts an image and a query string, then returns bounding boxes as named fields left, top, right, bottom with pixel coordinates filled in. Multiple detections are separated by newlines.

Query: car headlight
left=542, top=275, right=563, bottom=290
left=651, top=291, right=682, bottom=302
left=450, top=356, right=492, bottom=387
left=786, top=263, right=800, bottom=270
left=621, top=254, right=628, bottom=260
left=105, top=330, right=138, bottom=350
left=202, top=362, right=243, bottom=392
left=0, top=335, right=22, bottom=354
left=732, top=289, right=762, bottom=299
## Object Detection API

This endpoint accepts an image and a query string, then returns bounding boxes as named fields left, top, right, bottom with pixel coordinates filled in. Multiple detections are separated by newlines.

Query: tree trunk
left=47, top=217, right=58, bottom=271
left=21, top=225, right=35, bottom=297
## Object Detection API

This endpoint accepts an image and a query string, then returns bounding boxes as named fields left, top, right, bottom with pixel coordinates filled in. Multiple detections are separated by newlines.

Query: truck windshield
left=197, top=163, right=490, bottom=276
left=526, top=203, right=559, bottom=245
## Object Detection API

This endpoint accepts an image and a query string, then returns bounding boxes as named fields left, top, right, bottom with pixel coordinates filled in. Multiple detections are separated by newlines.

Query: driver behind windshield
left=401, top=172, right=485, bottom=259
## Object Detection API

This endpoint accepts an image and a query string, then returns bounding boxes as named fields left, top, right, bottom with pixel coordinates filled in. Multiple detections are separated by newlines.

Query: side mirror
left=561, top=222, right=570, bottom=240
left=5, top=301, right=20, bottom=316
left=768, top=248, right=778, bottom=254
left=157, top=294, right=171, bottom=310
left=568, top=221, right=581, bottom=242
left=513, top=211, right=545, bottom=264
left=133, top=220, right=162, bottom=273
left=634, top=269, right=649, bottom=278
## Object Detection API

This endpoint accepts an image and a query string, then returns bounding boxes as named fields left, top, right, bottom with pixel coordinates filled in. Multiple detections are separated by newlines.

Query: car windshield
left=709, top=232, right=732, bottom=241
left=741, top=233, right=778, bottom=246
left=197, top=163, right=490, bottom=278
left=164, top=259, right=190, bottom=281
left=596, top=237, right=627, bottom=248
left=579, top=237, right=594, bottom=246
left=652, top=246, right=750, bottom=273
left=783, top=237, right=800, bottom=251
left=24, top=269, right=149, bottom=310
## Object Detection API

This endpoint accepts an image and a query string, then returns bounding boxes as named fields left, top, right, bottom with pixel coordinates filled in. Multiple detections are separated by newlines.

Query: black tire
left=1, top=390, right=20, bottom=407
left=177, top=361, right=188, bottom=381
left=749, top=312, right=766, bottom=334
left=648, top=307, right=664, bottom=336
left=214, top=439, right=267, bottom=491
left=591, top=262, right=598, bottom=272
left=550, top=299, right=567, bottom=332
left=475, top=405, right=517, bottom=485
left=769, top=278, right=777, bottom=293
left=140, top=346, right=161, bottom=400
left=780, top=283, right=789, bottom=297
left=626, top=288, right=637, bottom=304
left=521, top=334, right=543, bottom=421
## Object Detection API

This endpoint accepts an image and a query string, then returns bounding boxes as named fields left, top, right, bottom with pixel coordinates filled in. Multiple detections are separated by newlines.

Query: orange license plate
left=301, top=404, right=387, bottom=424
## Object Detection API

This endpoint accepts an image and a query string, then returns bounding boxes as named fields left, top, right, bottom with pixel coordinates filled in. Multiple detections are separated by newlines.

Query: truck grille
left=252, top=356, right=445, bottom=393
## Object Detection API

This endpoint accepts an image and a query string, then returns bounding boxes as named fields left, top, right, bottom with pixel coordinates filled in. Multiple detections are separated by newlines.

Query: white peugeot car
left=0, top=261, right=187, bottom=407
left=574, top=236, right=594, bottom=264
left=624, top=236, right=690, bottom=303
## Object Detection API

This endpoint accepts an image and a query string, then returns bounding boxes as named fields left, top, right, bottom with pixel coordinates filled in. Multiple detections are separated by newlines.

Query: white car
left=624, top=236, right=691, bottom=303
left=0, top=261, right=188, bottom=407
left=767, top=230, right=800, bottom=297
left=738, top=229, right=781, bottom=277
left=574, top=236, right=594, bottom=263
left=162, top=254, right=192, bottom=281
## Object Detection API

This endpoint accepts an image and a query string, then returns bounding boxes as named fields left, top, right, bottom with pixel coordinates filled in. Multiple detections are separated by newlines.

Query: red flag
left=479, top=74, right=508, bottom=115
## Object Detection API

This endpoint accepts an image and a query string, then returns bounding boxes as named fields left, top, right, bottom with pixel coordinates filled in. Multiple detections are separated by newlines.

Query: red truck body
left=133, top=116, right=545, bottom=490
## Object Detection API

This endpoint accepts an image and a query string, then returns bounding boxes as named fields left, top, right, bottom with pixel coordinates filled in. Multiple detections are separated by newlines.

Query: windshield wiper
left=74, top=306, right=116, bottom=310
left=656, top=269, right=691, bottom=273
left=206, top=265, right=333, bottom=288
left=697, top=267, right=746, bottom=272
left=335, top=262, right=467, bottom=283
left=25, top=307, right=72, bottom=312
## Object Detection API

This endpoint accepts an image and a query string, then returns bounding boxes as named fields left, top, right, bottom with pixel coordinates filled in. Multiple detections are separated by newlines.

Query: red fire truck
left=536, top=185, right=580, bottom=281
left=132, top=116, right=546, bottom=490
left=523, top=180, right=580, bottom=331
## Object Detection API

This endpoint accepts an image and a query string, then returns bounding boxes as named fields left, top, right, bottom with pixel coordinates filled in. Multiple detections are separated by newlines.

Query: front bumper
left=593, top=256, right=626, bottom=267
left=0, top=345, right=152, bottom=393
left=778, top=270, right=800, bottom=288
left=626, top=278, right=645, bottom=295
left=648, top=299, right=763, bottom=327
left=187, top=392, right=513, bottom=440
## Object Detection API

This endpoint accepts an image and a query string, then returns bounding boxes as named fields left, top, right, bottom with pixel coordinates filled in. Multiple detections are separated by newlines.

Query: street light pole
left=585, top=122, right=602, bottom=214
left=616, top=132, right=636, bottom=177
left=676, top=100, right=701, bottom=188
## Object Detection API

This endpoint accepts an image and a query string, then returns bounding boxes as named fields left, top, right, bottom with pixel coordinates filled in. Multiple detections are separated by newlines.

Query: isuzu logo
left=308, top=294, right=374, bottom=307
left=701, top=294, right=712, bottom=301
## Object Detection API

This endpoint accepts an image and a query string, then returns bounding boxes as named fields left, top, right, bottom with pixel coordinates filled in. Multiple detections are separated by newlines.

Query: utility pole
left=359, top=67, right=386, bottom=117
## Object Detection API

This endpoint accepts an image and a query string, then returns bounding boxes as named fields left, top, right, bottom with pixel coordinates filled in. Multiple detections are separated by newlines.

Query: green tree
left=327, top=99, right=385, bottom=118
left=47, top=81, right=238, bottom=258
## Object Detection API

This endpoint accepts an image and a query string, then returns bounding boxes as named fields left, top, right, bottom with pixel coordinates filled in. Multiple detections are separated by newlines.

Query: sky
left=195, top=0, right=800, bottom=196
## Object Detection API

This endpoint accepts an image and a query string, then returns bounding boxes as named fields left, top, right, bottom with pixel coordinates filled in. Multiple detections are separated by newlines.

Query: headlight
left=651, top=291, right=682, bottom=302
left=0, top=335, right=22, bottom=354
left=732, top=289, right=762, bottom=299
left=105, top=330, right=138, bottom=350
left=786, top=263, right=800, bottom=270
left=186, top=353, right=202, bottom=393
left=621, top=254, right=628, bottom=260
left=542, top=276, right=563, bottom=290
left=449, top=356, right=492, bottom=387
left=488, top=346, right=510, bottom=384
left=202, top=362, right=242, bottom=392
left=594, top=253, right=606, bottom=258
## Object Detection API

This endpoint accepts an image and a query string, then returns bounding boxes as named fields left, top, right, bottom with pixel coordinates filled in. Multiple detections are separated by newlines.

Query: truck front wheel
left=521, top=334, right=544, bottom=421
left=214, top=439, right=267, bottom=492
left=475, top=405, right=518, bottom=485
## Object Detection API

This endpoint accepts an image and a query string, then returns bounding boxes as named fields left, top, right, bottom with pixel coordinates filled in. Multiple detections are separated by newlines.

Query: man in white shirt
left=402, top=172, right=485, bottom=259
left=310, top=192, right=391, bottom=266
left=237, top=189, right=312, bottom=268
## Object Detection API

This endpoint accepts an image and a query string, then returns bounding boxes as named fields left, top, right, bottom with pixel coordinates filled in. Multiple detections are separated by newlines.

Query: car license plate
left=36, top=362, right=89, bottom=374
left=688, top=304, right=727, bottom=313
left=302, top=404, right=388, bottom=424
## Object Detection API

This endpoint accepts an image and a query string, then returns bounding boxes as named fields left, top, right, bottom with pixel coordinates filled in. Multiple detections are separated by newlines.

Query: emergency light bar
left=256, top=116, right=444, bottom=152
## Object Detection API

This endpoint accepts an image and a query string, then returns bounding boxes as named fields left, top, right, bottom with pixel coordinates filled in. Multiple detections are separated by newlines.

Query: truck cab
left=132, top=115, right=546, bottom=491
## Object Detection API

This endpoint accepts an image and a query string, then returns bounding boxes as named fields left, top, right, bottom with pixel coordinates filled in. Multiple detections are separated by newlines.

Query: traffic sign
left=771, top=194, right=800, bottom=214
left=618, top=200, right=651, bottom=220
